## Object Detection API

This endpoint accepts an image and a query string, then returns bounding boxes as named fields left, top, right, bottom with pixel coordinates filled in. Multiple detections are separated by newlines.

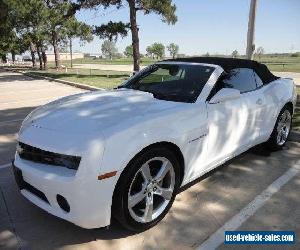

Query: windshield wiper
left=152, top=92, right=194, bottom=103
left=152, top=92, right=176, bottom=101
left=115, top=85, right=129, bottom=89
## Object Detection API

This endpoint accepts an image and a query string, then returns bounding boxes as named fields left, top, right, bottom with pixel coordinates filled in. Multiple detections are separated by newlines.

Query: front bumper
left=13, top=155, right=118, bottom=229
left=14, top=125, right=118, bottom=229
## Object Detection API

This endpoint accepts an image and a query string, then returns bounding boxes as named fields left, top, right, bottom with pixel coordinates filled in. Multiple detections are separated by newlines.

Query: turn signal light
left=98, top=171, right=117, bottom=180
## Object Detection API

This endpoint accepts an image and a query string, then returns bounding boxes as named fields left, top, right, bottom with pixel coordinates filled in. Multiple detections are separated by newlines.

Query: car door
left=205, top=68, right=262, bottom=166
left=252, top=70, right=274, bottom=140
left=234, top=69, right=266, bottom=144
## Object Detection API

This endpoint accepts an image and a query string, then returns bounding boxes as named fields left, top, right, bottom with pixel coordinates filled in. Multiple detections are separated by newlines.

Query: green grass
left=266, top=63, right=300, bottom=73
left=250, top=55, right=300, bottom=72
left=255, top=55, right=300, bottom=63
left=26, top=68, right=130, bottom=89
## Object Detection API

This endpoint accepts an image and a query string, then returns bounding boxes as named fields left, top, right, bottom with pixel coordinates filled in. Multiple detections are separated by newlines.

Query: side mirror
left=209, top=88, right=241, bottom=104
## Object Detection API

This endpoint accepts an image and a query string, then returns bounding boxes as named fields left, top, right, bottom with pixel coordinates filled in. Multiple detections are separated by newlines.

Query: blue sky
left=74, top=0, right=300, bottom=56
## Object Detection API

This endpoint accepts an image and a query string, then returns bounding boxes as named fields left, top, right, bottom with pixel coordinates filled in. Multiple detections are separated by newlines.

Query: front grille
left=17, top=142, right=81, bottom=170
left=13, top=164, right=49, bottom=204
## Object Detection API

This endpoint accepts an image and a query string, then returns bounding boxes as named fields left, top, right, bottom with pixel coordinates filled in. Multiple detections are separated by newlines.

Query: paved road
left=0, top=70, right=299, bottom=250
left=0, top=70, right=85, bottom=165
left=274, top=72, right=300, bottom=86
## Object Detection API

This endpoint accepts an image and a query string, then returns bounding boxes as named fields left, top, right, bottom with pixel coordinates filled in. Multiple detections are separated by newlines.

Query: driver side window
left=222, top=68, right=257, bottom=93
left=207, top=68, right=259, bottom=101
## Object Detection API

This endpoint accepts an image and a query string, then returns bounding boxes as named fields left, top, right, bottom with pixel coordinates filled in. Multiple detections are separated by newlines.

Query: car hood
left=23, top=89, right=180, bottom=134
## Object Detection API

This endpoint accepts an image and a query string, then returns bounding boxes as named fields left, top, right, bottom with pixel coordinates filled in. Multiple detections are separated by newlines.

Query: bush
left=291, top=53, right=300, bottom=57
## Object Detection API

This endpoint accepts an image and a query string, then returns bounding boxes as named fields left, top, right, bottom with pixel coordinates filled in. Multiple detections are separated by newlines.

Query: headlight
left=17, top=142, right=81, bottom=170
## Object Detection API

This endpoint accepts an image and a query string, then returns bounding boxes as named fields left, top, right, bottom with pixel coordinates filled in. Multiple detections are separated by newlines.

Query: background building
left=46, top=52, right=84, bottom=61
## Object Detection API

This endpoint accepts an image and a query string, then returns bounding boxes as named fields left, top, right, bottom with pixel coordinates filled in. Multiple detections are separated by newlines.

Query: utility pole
left=246, top=0, right=258, bottom=59
left=69, top=38, right=73, bottom=68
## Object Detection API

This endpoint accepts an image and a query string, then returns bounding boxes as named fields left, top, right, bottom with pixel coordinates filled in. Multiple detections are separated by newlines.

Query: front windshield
left=119, top=63, right=215, bottom=103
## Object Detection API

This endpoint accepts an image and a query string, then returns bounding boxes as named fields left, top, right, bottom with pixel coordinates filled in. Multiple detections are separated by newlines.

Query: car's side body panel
left=259, top=78, right=296, bottom=141
left=100, top=102, right=209, bottom=184
left=101, top=75, right=297, bottom=189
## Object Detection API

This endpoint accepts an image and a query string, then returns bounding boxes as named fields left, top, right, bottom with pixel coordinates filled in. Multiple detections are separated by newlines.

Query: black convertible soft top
left=164, top=57, right=279, bottom=84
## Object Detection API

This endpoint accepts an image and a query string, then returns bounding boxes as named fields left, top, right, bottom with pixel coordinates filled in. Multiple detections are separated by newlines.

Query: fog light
left=57, top=195, right=70, bottom=213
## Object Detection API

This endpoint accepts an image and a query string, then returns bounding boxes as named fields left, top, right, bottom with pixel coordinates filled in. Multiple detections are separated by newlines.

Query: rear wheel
left=112, top=147, right=181, bottom=232
left=266, top=107, right=292, bottom=150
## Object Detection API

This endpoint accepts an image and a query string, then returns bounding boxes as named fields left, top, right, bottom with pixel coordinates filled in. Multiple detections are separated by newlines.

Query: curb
left=23, top=72, right=102, bottom=91
left=1, top=67, right=102, bottom=91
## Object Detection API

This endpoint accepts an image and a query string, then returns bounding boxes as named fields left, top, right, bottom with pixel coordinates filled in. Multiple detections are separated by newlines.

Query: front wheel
left=112, top=147, right=181, bottom=232
left=266, top=107, right=292, bottom=150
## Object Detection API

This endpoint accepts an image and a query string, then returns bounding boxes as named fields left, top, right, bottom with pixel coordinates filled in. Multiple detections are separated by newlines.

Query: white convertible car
left=13, top=57, right=297, bottom=231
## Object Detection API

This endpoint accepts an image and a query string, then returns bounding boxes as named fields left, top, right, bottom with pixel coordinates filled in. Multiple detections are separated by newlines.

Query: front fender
left=99, top=124, right=184, bottom=176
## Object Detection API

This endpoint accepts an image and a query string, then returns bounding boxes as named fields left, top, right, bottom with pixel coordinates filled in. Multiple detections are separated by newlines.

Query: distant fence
left=262, top=62, right=300, bottom=71
left=60, top=66, right=132, bottom=77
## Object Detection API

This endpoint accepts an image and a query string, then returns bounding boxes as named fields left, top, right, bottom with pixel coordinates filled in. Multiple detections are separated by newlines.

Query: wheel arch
left=111, top=141, right=185, bottom=212
left=284, top=101, right=294, bottom=115
left=272, top=101, right=294, bottom=132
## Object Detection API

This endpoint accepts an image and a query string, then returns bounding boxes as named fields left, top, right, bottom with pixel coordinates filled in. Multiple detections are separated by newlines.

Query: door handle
left=256, top=99, right=263, bottom=105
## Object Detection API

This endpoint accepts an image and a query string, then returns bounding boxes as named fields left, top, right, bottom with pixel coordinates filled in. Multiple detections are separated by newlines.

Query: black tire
left=266, top=106, right=292, bottom=151
left=112, top=146, right=181, bottom=232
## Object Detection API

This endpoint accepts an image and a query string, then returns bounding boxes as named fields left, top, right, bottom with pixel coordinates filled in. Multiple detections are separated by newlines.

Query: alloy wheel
left=128, top=157, right=175, bottom=223
left=276, top=110, right=291, bottom=146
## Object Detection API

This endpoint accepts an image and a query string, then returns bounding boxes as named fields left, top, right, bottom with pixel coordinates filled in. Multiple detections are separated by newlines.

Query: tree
left=64, top=19, right=93, bottom=67
left=2, top=0, right=86, bottom=69
left=94, top=21, right=129, bottom=42
left=3, top=0, right=49, bottom=68
left=43, top=0, right=82, bottom=68
left=0, top=0, right=26, bottom=63
left=167, top=43, right=179, bottom=59
left=127, top=0, right=176, bottom=70
left=124, top=45, right=133, bottom=57
left=232, top=50, right=239, bottom=58
left=16, top=0, right=51, bottom=69
left=13, top=0, right=48, bottom=68
left=255, top=46, right=264, bottom=60
left=291, top=52, right=300, bottom=57
left=146, top=45, right=155, bottom=59
left=0, top=0, right=11, bottom=62
left=148, top=43, right=165, bottom=59
left=101, top=40, right=117, bottom=59
left=80, top=0, right=177, bottom=72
